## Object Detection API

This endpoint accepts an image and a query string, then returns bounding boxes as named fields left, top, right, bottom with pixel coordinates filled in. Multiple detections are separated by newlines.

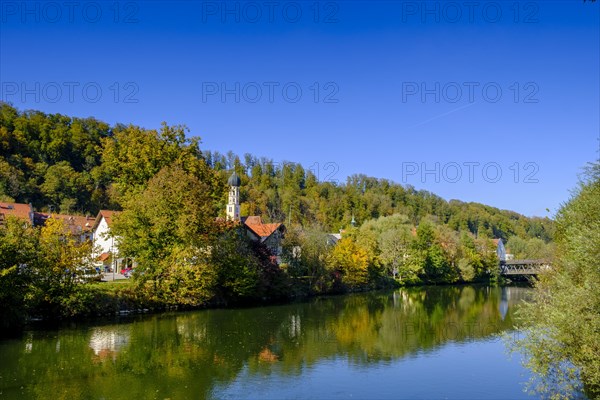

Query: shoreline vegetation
left=21, top=281, right=519, bottom=338
left=512, top=163, right=600, bottom=399
left=13, top=278, right=514, bottom=335
left=0, top=104, right=554, bottom=335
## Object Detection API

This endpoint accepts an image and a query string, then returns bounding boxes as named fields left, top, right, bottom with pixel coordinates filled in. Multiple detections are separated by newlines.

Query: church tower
left=226, top=171, right=241, bottom=221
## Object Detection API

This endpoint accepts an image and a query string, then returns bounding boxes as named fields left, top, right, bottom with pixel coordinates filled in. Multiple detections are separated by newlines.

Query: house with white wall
left=92, top=210, right=122, bottom=271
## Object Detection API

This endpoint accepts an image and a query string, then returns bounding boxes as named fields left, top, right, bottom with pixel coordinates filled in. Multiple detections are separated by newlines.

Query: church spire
left=226, top=172, right=241, bottom=221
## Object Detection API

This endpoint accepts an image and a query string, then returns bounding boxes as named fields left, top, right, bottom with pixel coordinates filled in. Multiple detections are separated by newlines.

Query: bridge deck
left=500, top=259, right=552, bottom=276
left=504, top=259, right=551, bottom=266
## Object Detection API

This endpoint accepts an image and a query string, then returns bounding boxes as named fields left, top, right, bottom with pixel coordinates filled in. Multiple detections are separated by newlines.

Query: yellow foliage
left=329, top=238, right=370, bottom=287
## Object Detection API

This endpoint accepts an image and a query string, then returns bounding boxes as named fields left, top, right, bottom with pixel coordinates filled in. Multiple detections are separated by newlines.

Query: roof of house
left=36, top=213, right=96, bottom=233
left=93, top=210, right=119, bottom=231
left=492, top=238, right=502, bottom=246
left=243, top=216, right=262, bottom=225
left=242, top=216, right=283, bottom=240
left=0, top=202, right=32, bottom=224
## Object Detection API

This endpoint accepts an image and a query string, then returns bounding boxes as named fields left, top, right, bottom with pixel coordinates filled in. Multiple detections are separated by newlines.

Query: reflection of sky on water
left=211, top=338, right=533, bottom=400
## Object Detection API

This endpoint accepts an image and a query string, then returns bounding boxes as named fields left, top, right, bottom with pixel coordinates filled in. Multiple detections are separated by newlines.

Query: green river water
left=0, top=285, right=536, bottom=399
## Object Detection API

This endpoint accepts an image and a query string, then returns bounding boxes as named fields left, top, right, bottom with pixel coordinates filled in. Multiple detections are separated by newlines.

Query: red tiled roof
left=246, top=222, right=282, bottom=238
left=243, top=216, right=282, bottom=239
left=0, top=202, right=32, bottom=224
left=93, top=210, right=119, bottom=231
left=492, top=239, right=501, bottom=246
left=98, top=252, right=111, bottom=261
left=99, top=210, right=117, bottom=227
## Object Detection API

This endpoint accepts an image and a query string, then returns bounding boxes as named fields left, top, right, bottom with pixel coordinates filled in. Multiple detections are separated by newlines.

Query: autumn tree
left=328, top=238, right=371, bottom=288
left=26, top=218, right=94, bottom=318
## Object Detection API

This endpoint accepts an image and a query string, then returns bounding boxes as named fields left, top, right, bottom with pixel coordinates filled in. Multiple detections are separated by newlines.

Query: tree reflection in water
left=0, top=285, right=531, bottom=399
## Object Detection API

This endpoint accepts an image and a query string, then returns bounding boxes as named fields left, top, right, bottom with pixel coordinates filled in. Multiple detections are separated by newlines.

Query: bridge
left=499, top=259, right=552, bottom=276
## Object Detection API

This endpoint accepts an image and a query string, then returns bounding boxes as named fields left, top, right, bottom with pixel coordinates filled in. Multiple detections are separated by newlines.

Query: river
left=0, top=285, right=535, bottom=399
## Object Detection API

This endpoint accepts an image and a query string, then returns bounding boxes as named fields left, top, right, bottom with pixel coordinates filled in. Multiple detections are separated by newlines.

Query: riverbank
left=2, top=275, right=400, bottom=336
left=4, top=274, right=526, bottom=338
left=37, top=276, right=400, bottom=319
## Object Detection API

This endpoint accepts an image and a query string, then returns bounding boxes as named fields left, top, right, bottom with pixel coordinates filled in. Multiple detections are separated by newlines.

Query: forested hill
left=0, top=103, right=553, bottom=242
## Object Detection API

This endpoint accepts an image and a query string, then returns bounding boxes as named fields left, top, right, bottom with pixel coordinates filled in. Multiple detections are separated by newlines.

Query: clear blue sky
left=1, top=1, right=598, bottom=217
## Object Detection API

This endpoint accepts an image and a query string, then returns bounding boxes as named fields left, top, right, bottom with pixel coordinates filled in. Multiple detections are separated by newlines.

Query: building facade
left=92, top=210, right=123, bottom=271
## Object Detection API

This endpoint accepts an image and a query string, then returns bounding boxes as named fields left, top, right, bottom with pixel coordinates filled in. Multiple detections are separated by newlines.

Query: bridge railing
left=499, top=259, right=552, bottom=275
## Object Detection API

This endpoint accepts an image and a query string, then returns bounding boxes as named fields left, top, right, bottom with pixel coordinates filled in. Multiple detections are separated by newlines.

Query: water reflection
left=0, top=285, right=532, bottom=399
left=89, top=326, right=130, bottom=359
left=499, top=286, right=531, bottom=320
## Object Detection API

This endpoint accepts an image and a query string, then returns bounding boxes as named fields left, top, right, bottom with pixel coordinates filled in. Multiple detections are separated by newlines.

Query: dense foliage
left=514, top=162, right=600, bottom=399
left=280, top=213, right=505, bottom=292
left=0, top=217, right=94, bottom=332
left=0, top=103, right=553, bottom=242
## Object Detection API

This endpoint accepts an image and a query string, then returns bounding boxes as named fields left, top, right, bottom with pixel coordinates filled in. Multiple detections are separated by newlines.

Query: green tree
left=211, top=229, right=260, bottom=301
left=100, top=123, right=217, bottom=206
left=0, top=217, right=37, bottom=332
left=0, top=160, right=26, bottom=201
left=282, top=225, right=332, bottom=292
left=379, top=226, right=413, bottom=281
left=506, top=236, right=528, bottom=259
left=40, top=161, right=91, bottom=213
left=112, top=165, right=221, bottom=291
left=514, top=163, right=600, bottom=398
left=153, top=245, right=218, bottom=306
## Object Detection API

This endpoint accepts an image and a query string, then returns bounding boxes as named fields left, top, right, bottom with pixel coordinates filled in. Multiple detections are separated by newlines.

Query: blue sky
left=1, top=1, right=598, bottom=217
